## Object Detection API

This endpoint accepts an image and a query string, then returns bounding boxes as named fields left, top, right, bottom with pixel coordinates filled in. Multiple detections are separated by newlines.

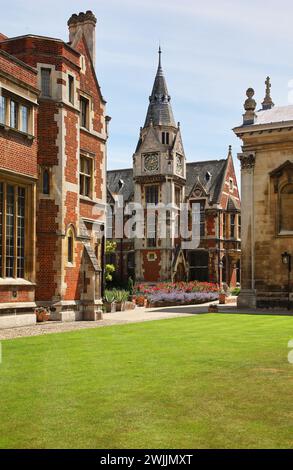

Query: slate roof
left=107, top=159, right=227, bottom=205
left=107, top=168, right=134, bottom=201
left=185, top=159, right=227, bottom=203
left=144, top=49, right=176, bottom=128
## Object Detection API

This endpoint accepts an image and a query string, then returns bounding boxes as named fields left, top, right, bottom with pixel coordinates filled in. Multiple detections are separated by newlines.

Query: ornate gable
left=172, top=129, right=185, bottom=156
left=188, top=177, right=209, bottom=199
left=136, top=125, right=163, bottom=154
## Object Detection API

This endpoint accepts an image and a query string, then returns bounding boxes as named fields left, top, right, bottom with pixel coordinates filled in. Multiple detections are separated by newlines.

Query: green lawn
left=1, top=314, right=293, bottom=449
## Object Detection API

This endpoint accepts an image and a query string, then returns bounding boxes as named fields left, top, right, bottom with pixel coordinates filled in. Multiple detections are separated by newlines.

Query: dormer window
left=205, top=171, right=212, bottom=182
left=118, top=179, right=124, bottom=190
left=162, top=131, right=169, bottom=145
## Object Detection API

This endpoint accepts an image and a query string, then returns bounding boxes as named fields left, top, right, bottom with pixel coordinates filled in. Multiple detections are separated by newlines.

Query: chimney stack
left=68, top=10, right=97, bottom=65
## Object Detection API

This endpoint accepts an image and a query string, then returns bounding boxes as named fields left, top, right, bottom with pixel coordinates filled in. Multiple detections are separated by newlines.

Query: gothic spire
left=144, top=47, right=176, bottom=128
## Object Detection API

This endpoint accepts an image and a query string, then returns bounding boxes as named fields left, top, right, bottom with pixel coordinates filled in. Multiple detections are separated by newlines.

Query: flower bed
left=136, top=281, right=218, bottom=294
left=148, top=291, right=218, bottom=307
left=135, top=281, right=219, bottom=307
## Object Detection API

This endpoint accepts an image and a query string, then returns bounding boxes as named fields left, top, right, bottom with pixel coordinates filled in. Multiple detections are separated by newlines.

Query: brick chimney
left=68, top=10, right=97, bottom=65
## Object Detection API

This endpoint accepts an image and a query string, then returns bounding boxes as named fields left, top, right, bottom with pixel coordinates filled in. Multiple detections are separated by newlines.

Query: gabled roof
left=107, top=158, right=228, bottom=205
left=227, top=196, right=240, bottom=211
left=144, top=48, right=176, bottom=128
left=185, top=159, right=227, bottom=203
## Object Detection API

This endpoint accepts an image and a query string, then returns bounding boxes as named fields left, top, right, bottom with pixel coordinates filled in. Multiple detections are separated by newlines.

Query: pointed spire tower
left=133, top=47, right=187, bottom=283
left=144, top=47, right=176, bottom=128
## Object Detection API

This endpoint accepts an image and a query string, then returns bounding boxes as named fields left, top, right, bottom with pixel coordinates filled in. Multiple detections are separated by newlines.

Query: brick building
left=107, top=50, right=241, bottom=286
left=0, top=11, right=108, bottom=328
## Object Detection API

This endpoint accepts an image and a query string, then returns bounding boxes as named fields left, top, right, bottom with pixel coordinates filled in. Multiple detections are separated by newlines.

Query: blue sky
left=2, top=0, right=293, bottom=185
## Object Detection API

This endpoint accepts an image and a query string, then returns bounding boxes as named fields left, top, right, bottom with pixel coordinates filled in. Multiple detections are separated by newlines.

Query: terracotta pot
left=136, top=296, right=145, bottom=307
left=219, top=293, right=226, bottom=304
left=36, top=311, right=49, bottom=322
left=104, top=302, right=116, bottom=313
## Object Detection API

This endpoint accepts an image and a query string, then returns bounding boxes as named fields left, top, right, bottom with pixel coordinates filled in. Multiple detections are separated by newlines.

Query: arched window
left=67, top=229, right=74, bottom=264
left=280, top=184, right=293, bottom=232
left=43, top=169, right=50, bottom=195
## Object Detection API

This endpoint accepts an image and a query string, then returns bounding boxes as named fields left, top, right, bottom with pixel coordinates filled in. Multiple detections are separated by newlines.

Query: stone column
left=237, top=152, right=256, bottom=308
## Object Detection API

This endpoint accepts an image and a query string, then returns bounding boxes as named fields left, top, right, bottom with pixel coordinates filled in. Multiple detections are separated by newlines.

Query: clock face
left=144, top=153, right=159, bottom=172
left=176, top=154, right=183, bottom=175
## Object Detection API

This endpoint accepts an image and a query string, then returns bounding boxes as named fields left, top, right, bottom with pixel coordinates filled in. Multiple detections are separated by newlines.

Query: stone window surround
left=79, top=91, right=93, bottom=131
left=270, top=161, right=293, bottom=237
left=66, top=225, right=76, bottom=267
left=0, top=88, right=34, bottom=136
left=79, top=153, right=95, bottom=200
left=0, top=173, right=35, bottom=282
left=276, top=181, right=293, bottom=237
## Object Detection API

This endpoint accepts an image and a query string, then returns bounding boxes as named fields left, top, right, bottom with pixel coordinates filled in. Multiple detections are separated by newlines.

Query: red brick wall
left=0, top=285, right=35, bottom=303
left=1, top=32, right=106, bottom=307
left=0, top=51, right=38, bottom=88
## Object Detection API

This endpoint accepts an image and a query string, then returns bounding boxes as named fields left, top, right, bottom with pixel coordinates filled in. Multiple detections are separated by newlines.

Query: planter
left=104, top=301, right=116, bottom=313
left=124, top=301, right=136, bottom=311
left=136, top=296, right=146, bottom=307
left=219, top=293, right=226, bottom=304
left=115, top=301, right=126, bottom=312
left=35, top=309, right=49, bottom=322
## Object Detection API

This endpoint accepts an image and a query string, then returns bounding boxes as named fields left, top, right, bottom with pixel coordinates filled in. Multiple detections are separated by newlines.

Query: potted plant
left=219, top=289, right=226, bottom=304
left=114, top=289, right=129, bottom=311
left=136, top=294, right=146, bottom=307
left=35, top=307, right=50, bottom=322
left=104, top=290, right=116, bottom=313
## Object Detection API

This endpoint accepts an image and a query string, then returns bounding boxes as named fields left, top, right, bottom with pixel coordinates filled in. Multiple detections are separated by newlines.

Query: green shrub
left=113, top=289, right=129, bottom=302
left=104, top=290, right=115, bottom=303
left=105, top=264, right=115, bottom=283
left=231, top=287, right=241, bottom=296
left=127, top=277, right=134, bottom=296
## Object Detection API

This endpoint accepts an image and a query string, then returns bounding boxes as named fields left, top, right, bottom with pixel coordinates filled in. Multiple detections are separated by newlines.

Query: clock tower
left=133, top=48, right=187, bottom=282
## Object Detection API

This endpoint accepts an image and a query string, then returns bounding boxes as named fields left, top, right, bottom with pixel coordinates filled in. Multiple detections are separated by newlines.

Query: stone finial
left=243, top=88, right=257, bottom=125
left=228, top=145, right=232, bottom=157
left=261, top=76, right=274, bottom=110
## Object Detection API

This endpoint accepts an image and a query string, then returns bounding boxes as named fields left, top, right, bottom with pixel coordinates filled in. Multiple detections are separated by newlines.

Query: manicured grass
left=1, top=314, right=293, bottom=449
